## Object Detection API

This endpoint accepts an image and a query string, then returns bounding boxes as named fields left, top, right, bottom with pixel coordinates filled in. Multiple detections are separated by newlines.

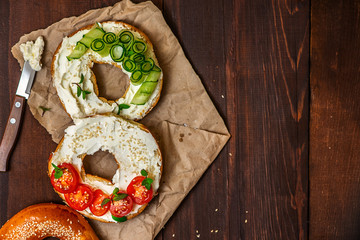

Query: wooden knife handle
left=0, top=96, right=26, bottom=172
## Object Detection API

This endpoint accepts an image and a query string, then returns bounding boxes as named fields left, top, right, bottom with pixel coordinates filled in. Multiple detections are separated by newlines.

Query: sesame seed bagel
left=51, top=21, right=163, bottom=121
left=0, top=203, right=99, bottom=240
left=48, top=114, right=162, bottom=222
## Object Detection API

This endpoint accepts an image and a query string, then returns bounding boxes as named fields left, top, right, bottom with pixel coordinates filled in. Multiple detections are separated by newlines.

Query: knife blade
left=0, top=61, right=36, bottom=171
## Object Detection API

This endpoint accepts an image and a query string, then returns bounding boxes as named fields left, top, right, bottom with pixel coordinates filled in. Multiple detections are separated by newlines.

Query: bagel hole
left=44, top=238, right=60, bottom=240
left=92, top=63, right=129, bottom=101
left=83, top=150, right=118, bottom=182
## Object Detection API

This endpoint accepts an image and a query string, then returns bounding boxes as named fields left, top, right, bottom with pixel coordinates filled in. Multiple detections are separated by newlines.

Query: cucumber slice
left=85, top=27, right=105, bottom=39
left=141, top=81, right=158, bottom=93
left=130, top=70, right=145, bottom=86
left=111, top=215, right=127, bottom=222
left=79, top=27, right=105, bottom=48
left=123, top=59, right=136, bottom=72
left=97, top=44, right=112, bottom=57
left=79, top=36, right=94, bottom=48
left=141, top=59, right=155, bottom=73
left=132, top=40, right=147, bottom=53
left=67, top=42, right=88, bottom=60
left=129, top=53, right=145, bottom=64
left=145, top=70, right=161, bottom=82
left=110, top=44, right=125, bottom=62
left=131, top=81, right=158, bottom=105
left=152, top=65, right=161, bottom=72
left=103, top=32, right=117, bottom=44
left=90, top=38, right=105, bottom=52
left=119, top=30, right=134, bottom=51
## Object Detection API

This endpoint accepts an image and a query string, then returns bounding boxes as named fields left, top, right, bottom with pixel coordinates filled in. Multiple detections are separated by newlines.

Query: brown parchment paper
left=11, top=1, right=230, bottom=239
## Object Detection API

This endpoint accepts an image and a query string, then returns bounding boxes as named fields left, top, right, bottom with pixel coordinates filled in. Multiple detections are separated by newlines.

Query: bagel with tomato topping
left=0, top=203, right=99, bottom=240
left=48, top=114, right=162, bottom=222
left=51, top=21, right=163, bottom=121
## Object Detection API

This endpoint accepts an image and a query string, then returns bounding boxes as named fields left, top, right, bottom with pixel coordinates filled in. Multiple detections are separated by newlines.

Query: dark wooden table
left=1, top=0, right=359, bottom=239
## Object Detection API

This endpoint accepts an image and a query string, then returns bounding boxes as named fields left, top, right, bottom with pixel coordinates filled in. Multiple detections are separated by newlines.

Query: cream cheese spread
left=20, top=36, right=44, bottom=71
left=50, top=114, right=162, bottom=222
left=52, top=22, right=163, bottom=120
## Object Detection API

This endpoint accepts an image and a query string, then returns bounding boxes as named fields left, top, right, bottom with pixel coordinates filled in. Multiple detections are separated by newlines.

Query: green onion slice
left=110, top=45, right=125, bottom=62
left=123, top=59, right=136, bottom=72
left=141, top=59, right=155, bottom=73
left=102, top=32, right=117, bottom=44
left=130, top=70, right=145, bottom=85
left=90, top=38, right=105, bottom=52
left=132, top=40, right=147, bottom=53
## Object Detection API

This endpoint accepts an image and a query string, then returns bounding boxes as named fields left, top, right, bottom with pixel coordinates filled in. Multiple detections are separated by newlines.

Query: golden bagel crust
left=51, top=21, right=163, bottom=121
left=47, top=113, right=163, bottom=223
left=0, top=203, right=99, bottom=240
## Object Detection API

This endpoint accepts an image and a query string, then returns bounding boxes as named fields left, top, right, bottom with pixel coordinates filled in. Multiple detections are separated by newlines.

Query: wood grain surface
left=1, top=0, right=357, bottom=239
left=310, top=0, right=360, bottom=239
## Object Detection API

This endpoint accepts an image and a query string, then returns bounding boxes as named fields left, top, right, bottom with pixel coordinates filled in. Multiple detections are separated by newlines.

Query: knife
left=0, top=61, right=36, bottom=171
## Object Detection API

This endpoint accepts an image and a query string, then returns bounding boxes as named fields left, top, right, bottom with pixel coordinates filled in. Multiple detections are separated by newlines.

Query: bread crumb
left=229, top=153, right=232, bottom=156
left=215, top=208, right=218, bottom=212
left=211, top=230, right=214, bottom=233
left=215, top=230, right=219, bottom=233
left=172, top=233, right=175, bottom=237
left=246, top=210, right=248, bottom=213
left=196, top=234, right=200, bottom=238
left=221, top=95, right=224, bottom=98
left=196, top=230, right=199, bottom=233
left=245, top=219, right=248, bottom=223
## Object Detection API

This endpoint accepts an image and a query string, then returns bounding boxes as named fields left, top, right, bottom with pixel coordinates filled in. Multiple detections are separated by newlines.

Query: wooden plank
left=160, top=0, right=229, bottom=239
left=0, top=0, right=10, bottom=228
left=223, top=0, right=309, bottom=239
left=310, top=1, right=360, bottom=239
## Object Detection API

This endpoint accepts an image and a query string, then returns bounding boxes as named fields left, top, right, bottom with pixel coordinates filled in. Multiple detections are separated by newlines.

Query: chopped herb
left=141, top=169, right=148, bottom=177
left=39, top=106, right=51, bottom=116
left=117, top=104, right=130, bottom=115
left=113, top=193, right=128, bottom=201
left=82, top=90, right=91, bottom=99
left=51, top=163, right=63, bottom=179
left=101, top=198, right=111, bottom=207
left=140, top=170, right=153, bottom=190
left=79, top=73, right=84, bottom=84
left=142, top=177, right=153, bottom=190
left=113, top=187, right=119, bottom=195
left=72, top=75, right=91, bottom=100
left=77, top=86, right=82, bottom=97
left=112, top=187, right=128, bottom=201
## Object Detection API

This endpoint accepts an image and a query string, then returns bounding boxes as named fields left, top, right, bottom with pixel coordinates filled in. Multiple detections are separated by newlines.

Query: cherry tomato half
left=89, top=189, right=110, bottom=216
left=126, top=176, right=153, bottom=205
left=110, top=190, right=133, bottom=218
left=50, top=163, right=79, bottom=194
left=65, top=184, right=94, bottom=211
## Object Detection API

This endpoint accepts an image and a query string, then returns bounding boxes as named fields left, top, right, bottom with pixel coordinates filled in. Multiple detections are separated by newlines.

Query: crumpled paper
left=11, top=0, right=230, bottom=239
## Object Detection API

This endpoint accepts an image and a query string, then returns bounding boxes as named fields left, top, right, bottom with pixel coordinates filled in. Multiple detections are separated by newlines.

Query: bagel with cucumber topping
left=48, top=114, right=162, bottom=222
left=51, top=21, right=163, bottom=120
